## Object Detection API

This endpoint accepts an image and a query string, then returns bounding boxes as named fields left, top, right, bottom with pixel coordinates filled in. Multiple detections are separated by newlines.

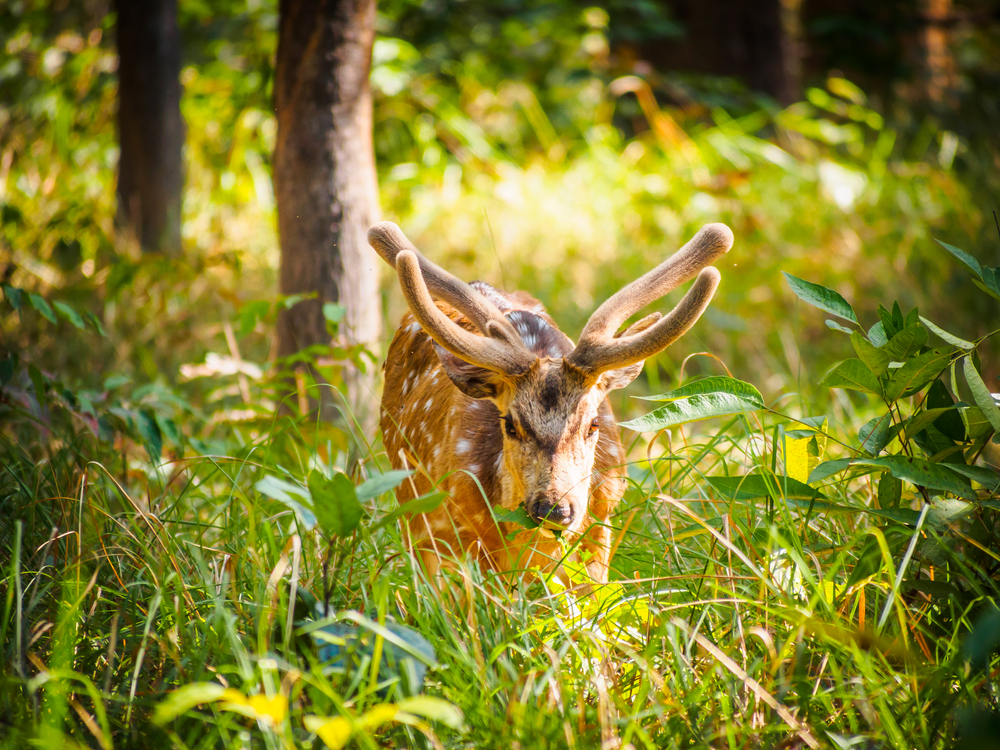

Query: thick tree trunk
left=115, top=0, right=184, bottom=254
left=273, top=0, right=382, bottom=423
left=639, top=0, right=801, bottom=106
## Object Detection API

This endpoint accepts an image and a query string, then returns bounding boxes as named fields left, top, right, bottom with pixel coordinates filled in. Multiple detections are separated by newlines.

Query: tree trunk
left=115, top=0, right=184, bottom=255
left=921, top=0, right=956, bottom=104
left=273, top=0, right=382, bottom=423
left=638, top=0, right=801, bottom=106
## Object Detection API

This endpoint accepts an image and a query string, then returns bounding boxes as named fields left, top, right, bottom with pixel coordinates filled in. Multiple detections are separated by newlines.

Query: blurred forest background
left=2, top=0, right=999, bottom=422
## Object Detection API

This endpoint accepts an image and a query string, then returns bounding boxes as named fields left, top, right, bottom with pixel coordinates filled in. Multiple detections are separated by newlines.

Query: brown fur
left=380, top=290, right=625, bottom=585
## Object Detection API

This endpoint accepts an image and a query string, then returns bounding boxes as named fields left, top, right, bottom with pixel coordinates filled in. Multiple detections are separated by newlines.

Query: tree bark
left=273, top=0, right=382, bottom=423
left=638, top=0, right=801, bottom=106
left=115, top=0, right=184, bottom=254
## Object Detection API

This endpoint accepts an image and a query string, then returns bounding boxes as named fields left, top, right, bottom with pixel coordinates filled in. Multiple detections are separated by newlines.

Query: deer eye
left=503, top=415, right=518, bottom=439
left=588, top=417, right=600, bottom=437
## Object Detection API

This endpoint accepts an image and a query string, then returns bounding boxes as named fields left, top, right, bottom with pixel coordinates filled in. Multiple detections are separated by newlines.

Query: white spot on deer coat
left=456, top=439, right=471, bottom=454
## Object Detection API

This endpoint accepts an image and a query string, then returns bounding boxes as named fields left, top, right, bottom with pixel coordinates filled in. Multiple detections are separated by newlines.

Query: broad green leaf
left=959, top=406, right=994, bottom=440
left=883, top=324, right=927, bottom=361
left=877, top=471, right=902, bottom=507
left=982, top=266, right=1000, bottom=299
left=936, top=239, right=982, bottom=279
left=496, top=505, right=540, bottom=530
left=53, top=301, right=85, bottom=330
left=928, top=497, right=973, bottom=526
left=945, top=463, right=1000, bottom=491
left=28, top=293, right=57, bottom=324
left=926, top=379, right=966, bottom=440
left=396, top=697, right=464, bottom=729
left=399, top=491, right=446, bottom=516
left=255, top=475, right=317, bottom=529
left=323, top=303, right=346, bottom=323
left=861, top=507, right=922, bottom=525
left=136, top=409, right=163, bottom=462
left=309, top=470, right=363, bottom=538
left=851, top=456, right=976, bottom=499
left=963, top=604, right=1000, bottom=672
left=859, top=412, right=894, bottom=455
left=637, top=376, right=764, bottom=408
left=819, top=358, right=880, bottom=395
left=963, top=357, right=1000, bottom=433
left=152, top=683, right=228, bottom=726
left=851, top=332, right=889, bottom=377
left=356, top=470, right=414, bottom=502
left=2, top=284, right=22, bottom=310
left=900, top=407, right=958, bottom=441
left=782, top=272, right=858, bottom=323
left=972, top=276, right=1000, bottom=302
left=620, top=393, right=757, bottom=431
left=238, top=299, right=270, bottom=337
left=808, top=458, right=854, bottom=484
left=825, top=319, right=854, bottom=334
left=883, top=349, right=950, bottom=402
left=919, top=316, right=974, bottom=350
left=868, top=320, right=888, bottom=347
left=706, top=474, right=826, bottom=501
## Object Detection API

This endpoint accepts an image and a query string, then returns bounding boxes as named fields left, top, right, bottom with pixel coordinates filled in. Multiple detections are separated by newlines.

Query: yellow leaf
left=306, top=715, right=352, bottom=750
left=247, top=694, right=288, bottom=726
left=358, top=703, right=399, bottom=731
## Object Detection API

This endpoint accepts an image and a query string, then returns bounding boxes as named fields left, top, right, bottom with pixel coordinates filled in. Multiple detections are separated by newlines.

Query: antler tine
left=577, top=223, right=733, bottom=344
left=396, top=251, right=537, bottom=377
left=368, top=221, right=519, bottom=343
left=569, top=267, right=722, bottom=375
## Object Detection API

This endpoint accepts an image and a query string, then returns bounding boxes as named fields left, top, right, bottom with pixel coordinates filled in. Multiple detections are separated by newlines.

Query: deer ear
left=597, top=361, right=644, bottom=392
left=433, top=344, right=507, bottom=400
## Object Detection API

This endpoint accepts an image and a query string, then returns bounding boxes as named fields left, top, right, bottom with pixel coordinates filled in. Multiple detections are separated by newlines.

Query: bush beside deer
left=369, top=221, right=733, bottom=586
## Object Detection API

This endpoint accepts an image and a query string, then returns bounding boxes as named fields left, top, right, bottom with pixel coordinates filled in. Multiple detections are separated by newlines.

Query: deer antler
left=394, top=251, right=537, bottom=376
left=567, top=223, right=733, bottom=376
left=368, top=221, right=522, bottom=346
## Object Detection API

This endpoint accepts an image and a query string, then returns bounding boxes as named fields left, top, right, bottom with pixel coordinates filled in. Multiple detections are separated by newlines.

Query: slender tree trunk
left=921, top=0, right=956, bottom=104
left=273, top=0, right=382, bottom=423
left=115, top=0, right=184, bottom=254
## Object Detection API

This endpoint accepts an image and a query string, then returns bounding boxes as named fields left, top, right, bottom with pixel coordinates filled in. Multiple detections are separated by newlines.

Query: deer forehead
left=508, top=361, right=603, bottom=444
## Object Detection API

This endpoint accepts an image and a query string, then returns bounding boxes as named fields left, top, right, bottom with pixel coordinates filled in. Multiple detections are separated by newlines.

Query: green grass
left=2, top=342, right=998, bottom=749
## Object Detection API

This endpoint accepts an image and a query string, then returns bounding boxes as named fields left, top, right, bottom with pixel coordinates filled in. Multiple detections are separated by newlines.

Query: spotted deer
left=369, top=221, right=733, bottom=585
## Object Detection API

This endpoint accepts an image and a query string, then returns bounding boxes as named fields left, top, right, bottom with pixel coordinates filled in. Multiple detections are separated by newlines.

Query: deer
left=368, top=221, right=733, bottom=587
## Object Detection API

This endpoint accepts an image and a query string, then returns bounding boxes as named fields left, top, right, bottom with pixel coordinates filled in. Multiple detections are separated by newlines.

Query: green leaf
left=782, top=272, right=858, bottom=323
left=0, top=354, right=16, bottom=387
left=926, top=379, right=966, bottom=441
left=308, top=470, right=363, bottom=538
left=706, top=474, right=828, bottom=502
left=323, top=303, right=346, bottom=323
left=959, top=407, right=994, bottom=441
left=963, top=357, right=1000, bottom=434
left=636, top=376, right=764, bottom=408
left=882, top=324, right=928, bottom=361
left=883, top=349, right=950, bottom=402
left=85, top=311, right=107, bottom=336
left=53, top=301, right=86, bottom=330
left=397, top=491, right=446, bottom=516
left=859, top=412, right=894, bottom=455
left=136, top=409, right=163, bottom=462
left=877, top=471, right=902, bottom=507
left=356, top=470, right=414, bottom=502
left=851, top=456, right=976, bottom=499
left=496, top=504, right=540, bottom=532
left=901, top=407, right=959, bottom=441
left=936, top=239, right=982, bottom=279
left=851, top=332, right=889, bottom=377
left=972, top=276, right=1000, bottom=302
left=825, top=319, right=855, bottom=334
left=396, top=697, right=464, bottom=729
left=868, top=321, right=888, bottom=347
left=620, top=393, right=757, bottom=431
left=818, top=359, right=880, bottom=395
left=28, top=293, right=57, bottom=324
left=152, top=683, right=228, bottom=726
left=919, top=316, right=974, bottom=350
left=2, top=284, right=22, bottom=310
left=982, top=266, right=1000, bottom=299
left=928, top=497, right=973, bottom=526
left=945, top=463, right=1000, bottom=491
left=255, top=475, right=317, bottom=529
left=808, top=458, right=854, bottom=484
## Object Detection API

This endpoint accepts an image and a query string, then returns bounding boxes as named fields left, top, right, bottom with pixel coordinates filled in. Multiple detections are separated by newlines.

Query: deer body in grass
left=369, top=222, right=733, bottom=584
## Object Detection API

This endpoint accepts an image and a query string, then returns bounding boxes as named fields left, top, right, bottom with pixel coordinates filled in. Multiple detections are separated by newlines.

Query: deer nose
left=529, top=496, right=575, bottom=528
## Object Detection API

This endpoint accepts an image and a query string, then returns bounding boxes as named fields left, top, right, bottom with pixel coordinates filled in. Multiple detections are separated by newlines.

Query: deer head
left=369, top=221, right=732, bottom=532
